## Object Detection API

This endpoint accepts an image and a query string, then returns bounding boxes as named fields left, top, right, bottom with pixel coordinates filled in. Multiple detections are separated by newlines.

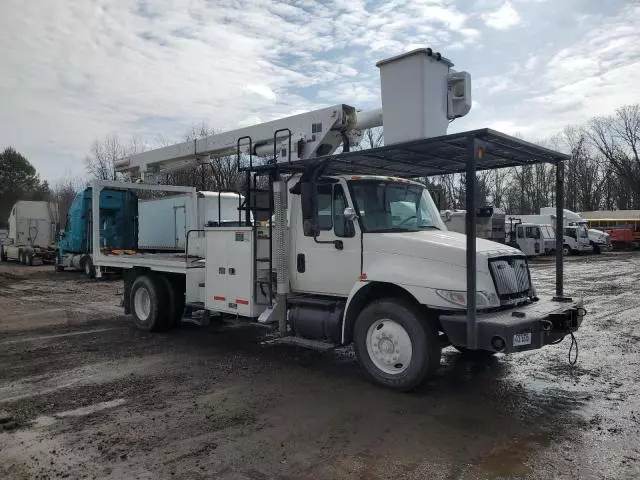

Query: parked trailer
left=0, top=201, right=56, bottom=265
left=93, top=48, right=584, bottom=391
left=55, top=188, right=138, bottom=277
left=138, top=191, right=248, bottom=251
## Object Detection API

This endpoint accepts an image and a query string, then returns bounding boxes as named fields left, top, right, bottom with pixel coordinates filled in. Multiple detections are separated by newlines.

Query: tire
left=27, top=252, right=34, bottom=266
left=353, top=298, right=441, bottom=391
left=19, top=251, right=26, bottom=265
left=0, top=246, right=5, bottom=262
left=158, top=275, right=185, bottom=329
left=562, top=245, right=571, bottom=256
left=592, top=243, right=601, bottom=254
left=55, top=264, right=65, bottom=272
left=82, top=256, right=96, bottom=279
left=130, top=273, right=170, bottom=332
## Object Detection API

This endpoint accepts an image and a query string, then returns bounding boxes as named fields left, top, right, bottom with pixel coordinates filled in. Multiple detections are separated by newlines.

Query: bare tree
left=357, top=127, right=384, bottom=150
left=587, top=105, right=640, bottom=208
left=51, top=175, right=85, bottom=232
left=161, top=122, right=245, bottom=192
left=85, top=134, right=143, bottom=181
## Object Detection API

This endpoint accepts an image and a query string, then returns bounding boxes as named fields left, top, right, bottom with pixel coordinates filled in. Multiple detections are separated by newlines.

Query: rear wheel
left=82, top=256, right=96, bottom=279
left=158, top=275, right=185, bottom=329
left=27, top=252, right=34, bottom=266
left=592, top=242, right=601, bottom=254
left=0, top=246, right=5, bottom=262
left=130, top=273, right=170, bottom=332
left=19, top=251, right=26, bottom=265
left=562, top=245, right=571, bottom=256
left=354, top=298, right=441, bottom=391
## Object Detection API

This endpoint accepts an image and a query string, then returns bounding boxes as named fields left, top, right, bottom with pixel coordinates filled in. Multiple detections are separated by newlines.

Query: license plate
left=513, top=332, right=532, bottom=347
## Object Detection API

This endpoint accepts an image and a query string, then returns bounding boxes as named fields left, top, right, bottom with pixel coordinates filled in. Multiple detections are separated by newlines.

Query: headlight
left=435, top=289, right=500, bottom=308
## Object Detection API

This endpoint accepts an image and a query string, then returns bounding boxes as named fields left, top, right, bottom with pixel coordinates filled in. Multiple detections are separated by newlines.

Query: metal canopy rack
left=254, top=128, right=570, bottom=350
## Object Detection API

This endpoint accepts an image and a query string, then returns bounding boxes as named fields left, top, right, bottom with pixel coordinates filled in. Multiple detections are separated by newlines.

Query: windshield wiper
left=418, top=225, right=440, bottom=230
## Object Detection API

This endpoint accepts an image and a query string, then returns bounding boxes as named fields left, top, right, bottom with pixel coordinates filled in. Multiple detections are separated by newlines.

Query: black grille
left=489, top=257, right=530, bottom=303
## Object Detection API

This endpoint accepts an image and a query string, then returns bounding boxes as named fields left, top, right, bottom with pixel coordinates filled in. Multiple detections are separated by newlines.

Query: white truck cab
left=562, top=225, right=592, bottom=255
left=291, top=175, right=522, bottom=311
left=505, top=219, right=558, bottom=257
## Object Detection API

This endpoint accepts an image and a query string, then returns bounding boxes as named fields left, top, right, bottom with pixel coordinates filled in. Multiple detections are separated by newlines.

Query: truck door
left=516, top=225, right=540, bottom=256
left=293, top=182, right=361, bottom=296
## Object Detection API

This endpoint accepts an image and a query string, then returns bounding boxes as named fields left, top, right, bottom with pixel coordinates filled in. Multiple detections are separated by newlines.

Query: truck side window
left=316, top=184, right=333, bottom=231
left=517, top=226, right=523, bottom=238
left=333, top=185, right=354, bottom=238
left=525, top=226, right=540, bottom=239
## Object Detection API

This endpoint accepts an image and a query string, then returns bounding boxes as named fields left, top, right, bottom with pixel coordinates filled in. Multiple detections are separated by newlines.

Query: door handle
left=297, top=253, right=305, bottom=273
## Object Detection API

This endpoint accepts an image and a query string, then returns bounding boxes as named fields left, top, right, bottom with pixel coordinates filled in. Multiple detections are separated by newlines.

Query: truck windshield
left=348, top=180, right=444, bottom=233
left=541, top=225, right=554, bottom=239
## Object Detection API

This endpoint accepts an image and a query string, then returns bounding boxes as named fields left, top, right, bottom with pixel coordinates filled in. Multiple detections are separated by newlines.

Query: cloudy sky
left=1, top=0, right=639, bottom=183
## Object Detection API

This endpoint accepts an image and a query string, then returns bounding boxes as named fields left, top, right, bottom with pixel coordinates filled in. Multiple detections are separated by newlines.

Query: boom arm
left=116, top=105, right=382, bottom=181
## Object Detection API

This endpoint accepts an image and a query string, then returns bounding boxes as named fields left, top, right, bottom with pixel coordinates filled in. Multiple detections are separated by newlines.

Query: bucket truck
left=91, top=48, right=584, bottom=391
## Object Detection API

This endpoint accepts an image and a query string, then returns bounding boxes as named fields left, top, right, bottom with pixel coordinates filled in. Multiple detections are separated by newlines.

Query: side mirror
left=343, top=207, right=358, bottom=222
left=443, top=210, right=452, bottom=222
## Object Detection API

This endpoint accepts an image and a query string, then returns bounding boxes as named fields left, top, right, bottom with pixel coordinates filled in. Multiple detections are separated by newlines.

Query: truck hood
left=364, top=229, right=521, bottom=271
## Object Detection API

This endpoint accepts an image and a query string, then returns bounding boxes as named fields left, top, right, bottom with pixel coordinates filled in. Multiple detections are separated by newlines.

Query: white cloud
left=0, top=0, right=637, bottom=183
left=0, top=0, right=484, bottom=181
left=482, top=1, right=522, bottom=30
left=244, top=85, right=277, bottom=102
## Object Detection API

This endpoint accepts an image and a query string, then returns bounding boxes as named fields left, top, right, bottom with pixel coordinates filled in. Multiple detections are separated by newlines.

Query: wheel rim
left=85, top=261, right=91, bottom=275
left=133, top=287, right=151, bottom=322
left=366, top=319, right=413, bottom=375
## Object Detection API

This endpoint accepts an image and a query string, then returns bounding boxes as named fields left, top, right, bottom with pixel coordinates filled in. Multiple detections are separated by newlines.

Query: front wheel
left=562, top=245, right=571, bottom=256
left=592, top=243, right=601, bottom=254
left=354, top=298, right=441, bottom=391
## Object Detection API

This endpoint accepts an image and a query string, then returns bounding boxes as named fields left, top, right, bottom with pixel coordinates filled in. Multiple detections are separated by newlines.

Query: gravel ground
left=0, top=253, right=639, bottom=480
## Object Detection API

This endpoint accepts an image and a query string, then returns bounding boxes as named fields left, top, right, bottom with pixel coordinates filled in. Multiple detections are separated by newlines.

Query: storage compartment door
left=224, top=229, right=256, bottom=317
left=205, top=230, right=229, bottom=312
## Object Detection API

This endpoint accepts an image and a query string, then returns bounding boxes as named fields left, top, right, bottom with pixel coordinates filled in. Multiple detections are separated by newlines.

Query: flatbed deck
left=95, top=252, right=203, bottom=274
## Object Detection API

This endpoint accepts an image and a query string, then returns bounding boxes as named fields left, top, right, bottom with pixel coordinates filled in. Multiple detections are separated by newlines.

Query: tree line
left=432, top=104, right=640, bottom=214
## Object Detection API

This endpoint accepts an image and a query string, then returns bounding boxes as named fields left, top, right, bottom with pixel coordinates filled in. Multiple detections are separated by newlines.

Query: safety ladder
left=237, top=130, right=291, bottom=308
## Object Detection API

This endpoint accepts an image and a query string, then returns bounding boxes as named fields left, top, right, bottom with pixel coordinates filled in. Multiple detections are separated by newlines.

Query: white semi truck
left=88, top=48, right=584, bottom=391
left=0, top=201, right=56, bottom=265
